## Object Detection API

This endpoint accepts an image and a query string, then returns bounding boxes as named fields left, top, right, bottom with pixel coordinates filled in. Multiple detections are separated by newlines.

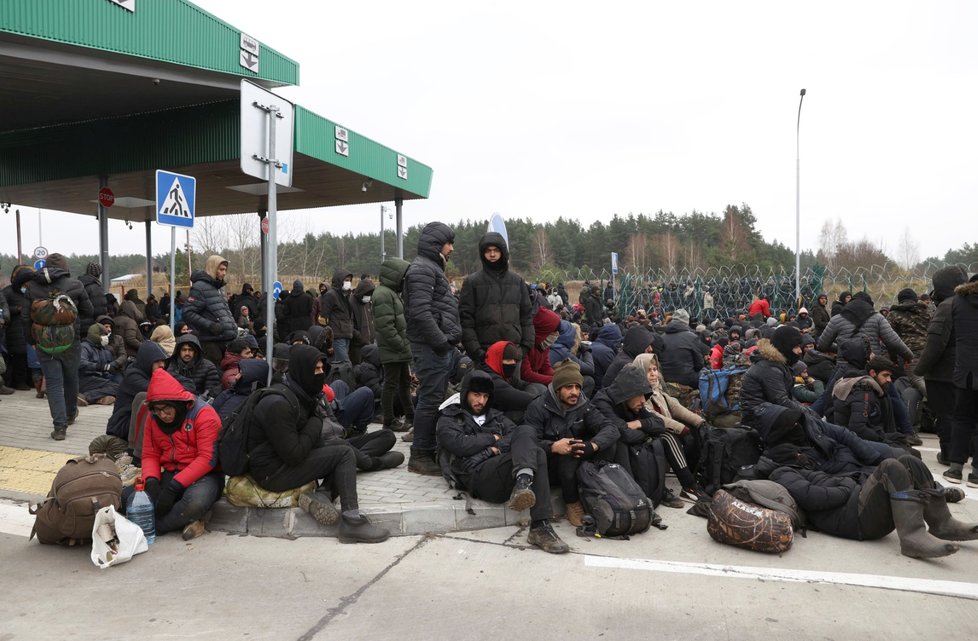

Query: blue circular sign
left=34, top=258, right=46, bottom=271
left=271, top=280, right=283, bottom=301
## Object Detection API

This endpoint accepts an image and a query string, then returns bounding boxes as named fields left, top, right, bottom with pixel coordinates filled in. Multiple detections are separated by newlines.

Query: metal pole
left=170, top=227, right=176, bottom=332
left=98, top=176, right=110, bottom=291
left=380, top=205, right=387, bottom=263
left=15, top=208, right=22, bottom=264
left=795, top=88, right=806, bottom=310
left=263, top=104, right=281, bottom=385
left=395, top=195, right=404, bottom=258
left=145, top=221, right=153, bottom=298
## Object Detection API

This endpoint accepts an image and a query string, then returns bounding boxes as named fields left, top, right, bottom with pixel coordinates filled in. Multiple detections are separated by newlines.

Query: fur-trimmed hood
left=955, top=278, right=978, bottom=303
left=755, top=338, right=787, bottom=364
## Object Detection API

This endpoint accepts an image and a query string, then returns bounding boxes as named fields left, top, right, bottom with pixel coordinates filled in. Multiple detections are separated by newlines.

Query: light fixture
left=361, top=179, right=373, bottom=192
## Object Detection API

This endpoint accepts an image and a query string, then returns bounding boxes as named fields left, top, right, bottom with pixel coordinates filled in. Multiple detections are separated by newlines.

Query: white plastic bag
left=90, top=505, right=149, bottom=569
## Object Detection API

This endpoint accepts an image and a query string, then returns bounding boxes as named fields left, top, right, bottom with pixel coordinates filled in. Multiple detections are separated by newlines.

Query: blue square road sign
left=156, top=170, right=196, bottom=228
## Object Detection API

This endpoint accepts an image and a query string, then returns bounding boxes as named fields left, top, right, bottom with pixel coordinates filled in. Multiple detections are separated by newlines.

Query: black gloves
left=143, top=477, right=161, bottom=501
left=155, top=478, right=182, bottom=516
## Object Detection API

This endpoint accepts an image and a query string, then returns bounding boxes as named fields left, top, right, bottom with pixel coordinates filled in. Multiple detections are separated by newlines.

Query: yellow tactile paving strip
left=0, top=446, right=84, bottom=496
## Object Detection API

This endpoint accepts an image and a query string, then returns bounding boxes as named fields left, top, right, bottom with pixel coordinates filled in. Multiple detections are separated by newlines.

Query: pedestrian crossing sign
left=156, top=170, right=196, bottom=228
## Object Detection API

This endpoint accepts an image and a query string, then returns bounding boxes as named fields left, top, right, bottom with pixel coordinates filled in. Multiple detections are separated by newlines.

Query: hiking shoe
left=298, top=492, right=340, bottom=526
left=51, top=428, right=67, bottom=441
left=564, top=501, right=585, bottom=527
left=943, top=469, right=963, bottom=484
left=67, top=410, right=78, bottom=426
left=407, top=448, right=441, bottom=476
left=681, top=486, right=711, bottom=502
left=401, top=428, right=414, bottom=443
left=375, top=451, right=405, bottom=470
left=76, top=395, right=89, bottom=407
left=506, top=474, right=536, bottom=512
left=905, top=432, right=923, bottom=446
left=527, top=522, right=570, bottom=554
left=338, top=512, right=390, bottom=544
left=660, top=488, right=685, bottom=509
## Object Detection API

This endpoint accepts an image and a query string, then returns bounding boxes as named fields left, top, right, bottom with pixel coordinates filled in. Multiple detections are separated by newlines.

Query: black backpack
left=627, top=438, right=668, bottom=507
left=218, top=387, right=298, bottom=476
left=577, top=460, right=652, bottom=537
left=694, top=425, right=762, bottom=496
left=326, top=360, right=356, bottom=389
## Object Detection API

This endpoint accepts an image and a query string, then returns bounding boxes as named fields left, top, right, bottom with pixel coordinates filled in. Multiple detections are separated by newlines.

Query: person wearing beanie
left=659, top=308, right=710, bottom=389
left=789, top=359, right=824, bottom=404
left=522, top=359, right=619, bottom=527
left=459, top=232, right=535, bottom=365
left=437, top=370, right=569, bottom=554
left=739, top=325, right=805, bottom=430
left=183, top=255, right=237, bottom=366
left=792, top=307, right=813, bottom=334
left=811, top=293, right=830, bottom=337
left=886, top=285, right=931, bottom=408
left=477, top=340, right=546, bottom=422
left=24, top=252, right=94, bottom=440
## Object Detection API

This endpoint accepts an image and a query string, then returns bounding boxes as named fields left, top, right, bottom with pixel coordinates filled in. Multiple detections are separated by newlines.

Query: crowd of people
left=2, top=228, right=976, bottom=558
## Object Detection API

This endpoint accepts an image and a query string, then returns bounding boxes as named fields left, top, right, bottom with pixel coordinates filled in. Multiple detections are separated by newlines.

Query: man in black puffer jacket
left=459, top=232, right=534, bottom=364
left=658, top=308, right=710, bottom=389
left=404, top=222, right=461, bottom=476
left=78, top=261, right=107, bottom=334
left=739, top=325, right=806, bottom=431
left=321, top=269, right=356, bottom=363
left=183, top=255, right=237, bottom=366
left=944, top=273, right=978, bottom=485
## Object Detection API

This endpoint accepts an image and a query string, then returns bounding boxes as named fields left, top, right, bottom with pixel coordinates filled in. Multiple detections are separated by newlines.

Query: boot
left=407, top=447, right=441, bottom=476
left=374, top=451, right=405, bottom=470
left=181, top=510, right=212, bottom=541
left=527, top=521, right=570, bottom=554
left=338, top=511, right=390, bottom=543
left=0, top=384, right=14, bottom=395
left=564, top=501, right=585, bottom=527
left=890, top=491, right=958, bottom=559
left=506, top=473, right=536, bottom=512
left=298, top=492, right=340, bottom=526
left=922, top=490, right=978, bottom=541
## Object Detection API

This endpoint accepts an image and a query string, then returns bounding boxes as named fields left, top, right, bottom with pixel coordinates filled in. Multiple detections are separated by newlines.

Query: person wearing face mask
left=321, top=269, right=357, bottom=365
left=349, top=277, right=375, bottom=365
left=122, top=368, right=223, bottom=541
left=97, top=315, right=129, bottom=372
left=521, top=307, right=561, bottom=387
left=477, top=341, right=546, bottom=422
left=739, top=325, right=807, bottom=431
left=77, top=323, right=121, bottom=405
left=247, top=344, right=389, bottom=543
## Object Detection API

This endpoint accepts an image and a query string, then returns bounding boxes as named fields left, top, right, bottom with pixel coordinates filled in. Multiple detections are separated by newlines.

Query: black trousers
left=949, top=387, right=978, bottom=466
left=546, top=439, right=614, bottom=504
left=381, top=361, right=414, bottom=425
left=255, top=446, right=359, bottom=511
left=346, top=429, right=396, bottom=471
left=857, top=455, right=935, bottom=540
left=464, top=424, right=552, bottom=521
left=925, top=379, right=955, bottom=450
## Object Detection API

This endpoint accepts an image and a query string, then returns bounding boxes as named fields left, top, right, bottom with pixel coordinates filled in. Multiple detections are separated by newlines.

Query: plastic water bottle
left=127, top=477, right=156, bottom=545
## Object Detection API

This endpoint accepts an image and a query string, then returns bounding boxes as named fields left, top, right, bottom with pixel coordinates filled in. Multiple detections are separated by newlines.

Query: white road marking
left=0, top=498, right=35, bottom=538
left=584, top=554, right=978, bottom=600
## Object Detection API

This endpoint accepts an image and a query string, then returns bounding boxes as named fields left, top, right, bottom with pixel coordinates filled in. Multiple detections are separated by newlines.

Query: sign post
left=610, top=252, right=619, bottom=306
left=155, top=170, right=196, bottom=332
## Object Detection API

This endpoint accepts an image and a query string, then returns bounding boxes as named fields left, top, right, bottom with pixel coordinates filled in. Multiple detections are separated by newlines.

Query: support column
left=98, top=176, right=110, bottom=291
left=145, top=221, right=153, bottom=297
left=395, top=194, right=404, bottom=259
left=258, top=209, right=268, bottom=292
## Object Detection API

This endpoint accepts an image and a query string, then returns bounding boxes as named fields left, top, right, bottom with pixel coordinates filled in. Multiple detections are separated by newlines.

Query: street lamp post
left=795, top=88, right=806, bottom=311
left=380, top=205, right=390, bottom=262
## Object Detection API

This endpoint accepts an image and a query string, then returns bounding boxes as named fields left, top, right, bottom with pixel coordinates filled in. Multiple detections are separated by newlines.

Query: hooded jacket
left=914, top=266, right=967, bottom=383
left=459, top=232, right=534, bottom=360
left=522, top=380, right=619, bottom=454
left=591, top=363, right=666, bottom=448
left=739, top=338, right=804, bottom=429
left=78, top=264, right=107, bottom=332
left=659, top=318, right=710, bottom=388
left=113, top=299, right=144, bottom=357
left=372, top=257, right=412, bottom=363
left=831, top=292, right=851, bottom=317
left=590, top=323, right=622, bottom=387
left=831, top=373, right=895, bottom=443
left=166, top=333, right=222, bottom=398
left=951, top=277, right=978, bottom=390
left=321, top=269, right=355, bottom=339
left=602, top=325, right=661, bottom=389
left=2, top=266, right=33, bottom=355
left=548, top=320, right=595, bottom=377
left=105, top=341, right=169, bottom=439
left=404, top=222, right=461, bottom=348
left=351, top=278, right=376, bottom=346
left=149, top=324, right=176, bottom=358
left=817, top=298, right=912, bottom=365
left=810, top=298, right=830, bottom=336
left=25, top=262, right=94, bottom=343
left=79, top=323, right=115, bottom=378
left=140, top=368, right=220, bottom=488
left=436, top=370, right=518, bottom=482
left=211, top=359, right=269, bottom=421
left=282, top=279, right=314, bottom=336
left=883, top=301, right=930, bottom=359
left=183, top=255, right=237, bottom=343
left=521, top=307, right=560, bottom=385
left=476, top=340, right=540, bottom=415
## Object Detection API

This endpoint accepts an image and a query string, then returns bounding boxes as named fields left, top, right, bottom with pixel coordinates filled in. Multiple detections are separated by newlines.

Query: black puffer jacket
left=522, top=384, right=619, bottom=454
left=768, top=466, right=862, bottom=539
left=25, top=265, right=94, bottom=342
left=659, top=319, right=710, bottom=388
left=106, top=341, right=168, bottom=439
left=952, top=277, right=978, bottom=390
left=166, top=333, right=222, bottom=398
left=602, top=325, right=662, bottom=388
left=183, top=256, right=237, bottom=343
left=817, top=298, right=912, bottom=365
left=404, top=222, right=461, bottom=348
left=436, top=370, right=519, bottom=483
left=914, top=266, right=967, bottom=383
left=591, top=363, right=665, bottom=447
left=281, top=281, right=314, bottom=336
left=459, top=232, right=534, bottom=361
left=78, top=272, right=107, bottom=331
left=739, top=339, right=804, bottom=429
left=354, top=343, right=383, bottom=398
left=2, top=270, right=32, bottom=355
left=321, top=269, right=355, bottom=340
left=802, top=349, right=835, bottom=384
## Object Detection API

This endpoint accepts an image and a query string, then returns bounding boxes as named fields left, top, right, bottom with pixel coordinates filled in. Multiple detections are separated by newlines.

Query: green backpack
left=30, top=288, right=79, bottom=354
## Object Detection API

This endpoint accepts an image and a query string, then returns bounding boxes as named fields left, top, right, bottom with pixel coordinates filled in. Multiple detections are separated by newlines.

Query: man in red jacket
left=748, top=293, right=772, bottom=320
left=125, top=368, right=223, bottom=540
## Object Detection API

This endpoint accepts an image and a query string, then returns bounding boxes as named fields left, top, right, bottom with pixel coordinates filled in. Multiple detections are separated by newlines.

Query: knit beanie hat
left=86, top=261, right=102, bottom=278
left=672, top=308, right=690, bottom=325
left=771, top=325, right=803, bottom=362
left=551, top=359, right=583, bottom=390
left=502, top=342, right=520, bottom=361
left=766, top=408, right=807, bottom=446
left=791, top=361, right=808, bottom=376
left=897, top=288, right=918, bottom=303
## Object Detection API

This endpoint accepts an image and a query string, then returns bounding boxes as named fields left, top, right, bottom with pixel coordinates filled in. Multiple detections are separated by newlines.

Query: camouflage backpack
left=30, top=287, right=78, bottom=354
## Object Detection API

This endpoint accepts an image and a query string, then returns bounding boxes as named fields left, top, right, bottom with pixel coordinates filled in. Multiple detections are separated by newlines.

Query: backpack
left=698, top=367, right=747, bottom=420
left=694, top=424, right=762, bottom=496
left=29, top=454, right=122, bottom=545
left=326, top=360, right=356, bottom=389
left=577, top=460, right=652, bottom=537
left=707, top=488, right=794, bottom=554
left=30, top=287, right=78, bottom=354
left=627, top=438, right=668, bottom=507
left=218, top=387, right=299, bottom=476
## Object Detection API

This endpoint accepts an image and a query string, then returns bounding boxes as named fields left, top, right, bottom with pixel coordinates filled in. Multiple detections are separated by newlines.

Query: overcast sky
left=5, top=0, right=977, bottom=267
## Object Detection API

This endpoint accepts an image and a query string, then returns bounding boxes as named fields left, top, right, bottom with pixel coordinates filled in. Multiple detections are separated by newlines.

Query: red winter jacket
left=140, top=368, right=220, bottom=488
left=521, top=308, right=561, bottom=385
left=710, top=343, right=725, bottom=370
left=748, top=299, right=771, bottom=319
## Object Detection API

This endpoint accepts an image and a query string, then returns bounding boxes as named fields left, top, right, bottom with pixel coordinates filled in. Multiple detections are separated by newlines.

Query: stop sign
left=261, top=217, right=270, bottom=235
left=98, top=187, right=115, bottom=208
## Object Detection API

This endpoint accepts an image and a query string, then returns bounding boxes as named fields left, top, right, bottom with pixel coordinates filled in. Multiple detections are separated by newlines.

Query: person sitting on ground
left=113, top=297, right=144, bottom=357
left=123, top=368, right=223, bottom=541
left=602, top=324, right=661, bottom=389
left=220, top=338, right=253, bottom=390
left=801, top=334, right=835, bottom=384
left=589, top=323, right=622, bottom=390
left=792, top=307, right=814, bottom=334
left=522, top=359, right=619, bottom=527
left=659, top=308, right=710, bottom=389
left=830, top=353, right=907, bottom=446
left=212, top=358, right=270, bottom=421
left=548, top=320, right=596, bottom=396
left=477, top=340, right=545, bottom=422
left=437, top=370, right=569, bottom=554
left=789, top=360, right=824, bottom=405
left=105, top=341, right=169, bottom=461
left=761, top=405, right=976, bottom=559
left=78, top=323, right=120, bottom=406
left=166, top=333, right=222, bottom=400
left=739, top=325, right=806, bottom=431
left=246, top=344, right=389, bottom=543
left=149, top=323, right=176, bottom=358
left=521, top=307, right=561, bottom=386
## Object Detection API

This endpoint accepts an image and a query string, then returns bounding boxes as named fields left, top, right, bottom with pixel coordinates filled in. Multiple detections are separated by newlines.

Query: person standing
left=2, top=266, right=34, bottom=390
left=403, top=222, right=460, bottom=475
left=944, top=273, right=978, bottom=486
left=350, top=277, right=376, bottom=365
left=372, top=258, right=414, bottom=432
left=810, top=293, right=830, bottom=337
left=321, top=269, right=356, bottom=364
left=77, top=261, right=107, bottom=334
left=25, top=253, right=93, bottom=440
left=183, top=255, right=237, bottom=366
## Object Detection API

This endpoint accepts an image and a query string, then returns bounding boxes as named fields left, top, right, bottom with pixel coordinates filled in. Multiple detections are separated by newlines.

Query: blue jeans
left=410, top=342, right=452, bottom=451
left=38, top=342, right=81, bottom=430
left=332, top=337, right=351, bottom=364
left=330, top=379, right=375, bottom=430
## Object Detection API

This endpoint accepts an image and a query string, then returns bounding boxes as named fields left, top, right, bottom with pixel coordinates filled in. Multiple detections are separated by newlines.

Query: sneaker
left=527, top=522, right=570, bottom=554
left=401, top=427, right=414, bottom=442
left=681, top=486, right=711, bottom=502
left=76, top=395, right=89, bottom=407
left=943, top=468, right=963, bottom=484
left=338, top=512, right=390, bottom=544
left=298, top=492, right=340, bottom=526
left=564, top=501, right=585, bottom=527
left=660, top=488, right=685, bottom=509
left=506, top=474, right=536, bottom=512
left=51, top=428, right=67, bottom=441
left=968, top=475, right=978, bottom=489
